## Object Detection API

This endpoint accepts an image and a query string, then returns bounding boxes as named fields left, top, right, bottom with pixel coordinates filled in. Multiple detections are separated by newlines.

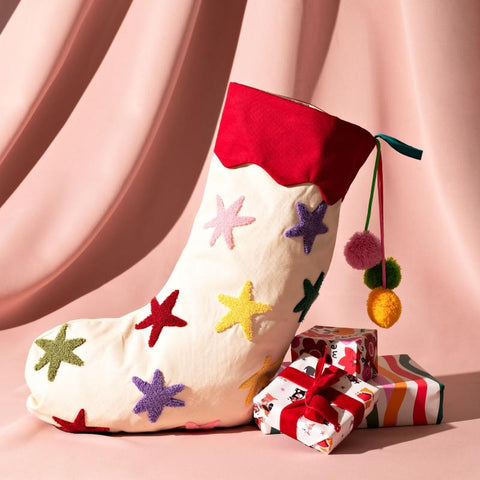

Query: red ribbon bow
left=278, top=352, right=365, bottom=440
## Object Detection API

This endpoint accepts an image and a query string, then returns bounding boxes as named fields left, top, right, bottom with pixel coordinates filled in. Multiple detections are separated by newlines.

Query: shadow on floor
left=112, top=422, right=257, bottom=438
left=437, top=371, right=480, bottom=423
left=335, top=423, right=455, bottom=454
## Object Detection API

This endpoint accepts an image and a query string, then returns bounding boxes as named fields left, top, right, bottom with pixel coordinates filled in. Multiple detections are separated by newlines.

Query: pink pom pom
left=344, top=230, right=382, bottom=270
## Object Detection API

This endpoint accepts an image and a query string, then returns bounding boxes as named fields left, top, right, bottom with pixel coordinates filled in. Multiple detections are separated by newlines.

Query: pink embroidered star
left=204, top=195, right=255, bottom=249
left=184, top=419, right=220, bottom=429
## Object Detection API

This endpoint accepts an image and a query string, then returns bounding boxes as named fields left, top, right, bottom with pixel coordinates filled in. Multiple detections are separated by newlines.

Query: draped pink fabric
left=1, top=1, right=479, bottom=477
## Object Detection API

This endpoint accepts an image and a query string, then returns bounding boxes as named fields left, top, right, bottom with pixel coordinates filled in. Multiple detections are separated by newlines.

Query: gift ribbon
left=377, top=143, right=386, bottom=287
left=365, top=135, right=423, bottom=288
left=278, top=353, right=366, bottom=440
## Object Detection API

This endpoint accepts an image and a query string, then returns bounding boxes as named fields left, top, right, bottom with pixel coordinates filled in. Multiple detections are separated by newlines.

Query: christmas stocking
left=25, top=83, right=376, bottom=433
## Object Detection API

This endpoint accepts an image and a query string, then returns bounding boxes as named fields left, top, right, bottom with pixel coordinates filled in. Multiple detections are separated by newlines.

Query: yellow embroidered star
left=215, top=280, right=272, bottom=341
left=239, top=355, right=283, bottom=405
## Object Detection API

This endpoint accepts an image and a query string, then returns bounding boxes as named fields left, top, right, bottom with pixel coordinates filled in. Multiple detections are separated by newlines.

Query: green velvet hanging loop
left=364, top=139, right=381, bottom=231
left=375, top=134, right=423, bottom=160
left=364, top=135, right=422, bottom=231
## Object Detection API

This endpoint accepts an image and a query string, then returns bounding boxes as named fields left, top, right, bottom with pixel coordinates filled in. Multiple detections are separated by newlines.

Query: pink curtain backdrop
left=1, top=1, right=479, bottom=478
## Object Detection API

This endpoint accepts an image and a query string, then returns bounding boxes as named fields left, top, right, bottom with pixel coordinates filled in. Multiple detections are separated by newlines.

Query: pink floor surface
left=1, top=321, right=478, bottom=479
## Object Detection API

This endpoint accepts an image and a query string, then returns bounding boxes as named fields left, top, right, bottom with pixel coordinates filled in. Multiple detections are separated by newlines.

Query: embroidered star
left=239, top=355, right=283, bottom=406
left=293, top=271, right=325, bottom=323
left=34, top=324, right=86, bottom=382
left=132, top=369, right=185, bottom=423
left=185, top=419, right=221, bottom=430
left=216, top=280, right=272, bottom=341
left=52, top=409, right=110, bottom=433
left=285, top=201, right=329, bottom=254
left=204, top=195, right=255, bottom=249
left=135, top=290, right=187, bottom=347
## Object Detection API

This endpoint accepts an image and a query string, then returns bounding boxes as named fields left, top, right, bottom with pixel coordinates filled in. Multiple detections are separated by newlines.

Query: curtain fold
left=0, top=0, right=133, bottom=207
left=0, top=0, right=247, bottom=327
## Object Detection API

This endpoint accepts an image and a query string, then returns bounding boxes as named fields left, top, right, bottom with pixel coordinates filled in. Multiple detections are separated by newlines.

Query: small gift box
left=254, top=417, right=280, bottom=434
left=291, top=326, right=377, bottom=381
left=358, top=354, right=445, bottom=428
left=253, top=353, right=379, bottom=454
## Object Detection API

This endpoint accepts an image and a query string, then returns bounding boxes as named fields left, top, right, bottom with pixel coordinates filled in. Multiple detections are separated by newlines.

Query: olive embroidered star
left=34, top=324, right=86, bottom=382
left=216, top=280, right=272, bottom=341
left=239, top=355, right=283, bottom=405
left=293, top=271, right=325, bottom=323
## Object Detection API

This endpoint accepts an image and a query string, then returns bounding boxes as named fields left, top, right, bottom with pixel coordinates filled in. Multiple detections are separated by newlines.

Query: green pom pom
left=364, top=257, right=402, bottom=290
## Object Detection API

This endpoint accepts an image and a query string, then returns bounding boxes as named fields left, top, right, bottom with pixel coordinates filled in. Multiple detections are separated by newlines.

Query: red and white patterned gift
left=291, top=326, right=377, bottom=381
left=253, top=353, right=379, bottom=454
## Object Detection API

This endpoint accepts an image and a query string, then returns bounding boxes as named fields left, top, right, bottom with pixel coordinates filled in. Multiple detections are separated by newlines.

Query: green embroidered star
left=293, top=271, right=325, bottom=323
left=34, top=324, right=86, bottom=382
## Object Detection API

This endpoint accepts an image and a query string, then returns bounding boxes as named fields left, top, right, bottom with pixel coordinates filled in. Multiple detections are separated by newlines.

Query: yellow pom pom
left=367, top=287, right=402, bottom=328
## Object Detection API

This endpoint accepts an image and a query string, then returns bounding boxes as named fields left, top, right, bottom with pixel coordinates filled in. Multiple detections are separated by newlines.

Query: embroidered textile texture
left=239, top=355, right=283, bottom=406
left=132, top=369, right=185, bottom=423
left=52, top=409, right=110, bottom=433
left=135, top=291, right=187, bottom=348
left=204, top=195, right=255, bottom=249
left=184, top=420, right=220, bottom=429
left=293, top=272, right=325, bottom=323
left=216, top=280, right=272, bottom=341
left=34, top=324, right=85, bottom=382
left=285, top=201, right=328, bottom=254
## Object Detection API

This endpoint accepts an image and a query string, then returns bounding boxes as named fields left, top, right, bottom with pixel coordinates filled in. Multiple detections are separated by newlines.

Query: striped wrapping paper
left=358, top=354, right=445, bottom=428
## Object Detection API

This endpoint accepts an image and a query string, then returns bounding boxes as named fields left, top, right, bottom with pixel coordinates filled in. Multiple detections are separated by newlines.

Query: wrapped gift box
left=253, top=354, right=379, bottom=454
left=254, top=417, right=280, bottom=434
left=291, top=326, right=377, bottom=381
left=358, top=354, right=445, bottom=428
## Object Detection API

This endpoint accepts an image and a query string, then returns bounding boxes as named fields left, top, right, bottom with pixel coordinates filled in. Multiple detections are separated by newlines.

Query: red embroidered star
left=135, top=290, right=187, bottom=347
left=52, top=409, right=110, bottom=433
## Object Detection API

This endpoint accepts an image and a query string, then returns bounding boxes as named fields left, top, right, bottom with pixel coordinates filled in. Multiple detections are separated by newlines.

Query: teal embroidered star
left=293, top=271, right=325, bottom=323
left=34, top=324, right=86, bottom=382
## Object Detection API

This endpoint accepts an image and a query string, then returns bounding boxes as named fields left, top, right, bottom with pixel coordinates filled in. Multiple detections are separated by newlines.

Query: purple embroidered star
left=285, top=201, right=328, bottom=254
left=132, top=369, right=185, bottom=423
